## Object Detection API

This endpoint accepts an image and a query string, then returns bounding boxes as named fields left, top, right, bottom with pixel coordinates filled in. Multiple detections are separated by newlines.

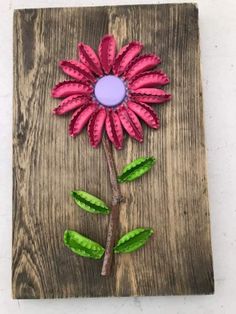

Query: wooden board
left=12, top=4, right=214, bottom=298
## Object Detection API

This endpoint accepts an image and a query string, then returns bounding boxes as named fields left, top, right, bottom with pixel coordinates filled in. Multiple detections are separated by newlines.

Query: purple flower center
left=94, top=75, right=126, bottom=107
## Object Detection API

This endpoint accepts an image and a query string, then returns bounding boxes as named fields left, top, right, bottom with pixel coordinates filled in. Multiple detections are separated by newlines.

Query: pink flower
left=52, top=35, right=171, bottom=149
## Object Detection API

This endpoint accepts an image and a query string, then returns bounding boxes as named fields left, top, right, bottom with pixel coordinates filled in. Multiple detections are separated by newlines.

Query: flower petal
left=123, top=54, right=161, bottom=80
left=127, top=101, right=160, bottom=129
left=129, top=70, right=170, bottom=90
left=51, top=81, right=93, bottom=98
left=87, top=107, right=107, bottom=148
left=53, top=94, right=90, bottom=115
left=98, top=35, right=116, bottom=74
left=131, top=88, right=171, bottom=104
left=113, top=41, right=143, bottom=76
left=117, top=105, right=143, bottom=142
left=105, top=109, right=123, bottom=150
left=78, top=43, right=102, bottom=76
left=69, top=102, right=98, bottom=137
left=59, top=60, right=95, bottom=82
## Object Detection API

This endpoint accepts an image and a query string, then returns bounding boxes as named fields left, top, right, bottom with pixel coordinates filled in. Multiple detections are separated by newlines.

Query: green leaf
left=114, top=227, right=154, bottom=254
left=117, top=156, right=156, bottom=183
left=71, top=190, right=110, bottom=214
left=64, top=230, right=105, bottom=259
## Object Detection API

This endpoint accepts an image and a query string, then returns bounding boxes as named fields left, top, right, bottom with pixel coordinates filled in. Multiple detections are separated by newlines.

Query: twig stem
left=101, top=136, right=122, bottom=276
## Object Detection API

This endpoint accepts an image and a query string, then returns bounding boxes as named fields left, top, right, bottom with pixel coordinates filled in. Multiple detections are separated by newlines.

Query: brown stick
left=101, top=136, right=123, bottom=276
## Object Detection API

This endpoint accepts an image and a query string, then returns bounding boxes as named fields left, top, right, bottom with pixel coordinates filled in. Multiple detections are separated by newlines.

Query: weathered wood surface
left=13, top=4, right=214, bottom=298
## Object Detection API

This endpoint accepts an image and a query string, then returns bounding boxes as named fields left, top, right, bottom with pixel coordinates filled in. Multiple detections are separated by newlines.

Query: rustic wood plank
left=13, top=4, right=214, bottom=298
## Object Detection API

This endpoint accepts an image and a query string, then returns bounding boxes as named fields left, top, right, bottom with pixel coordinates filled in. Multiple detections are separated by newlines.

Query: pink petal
left=59, top=60, right=95, bottom=82
left=123, top=54, right=161, bottom=80
left=117, top=105, right=143, bottom=142
left=78, top=43, right=103, bottom=76
left=87, top=107, right=107, bottom=148
left=105, top=109, right=123, bottom=150
left=69, top=102, right=98, bottom=137
left=127, top=101, right=160, bottom=129
left=98, top=35, right=116, bottom=74
left=113, top=41, right=143, bottom=76
left=130, top=88, right=171, bottom=104
left=51, top=81, right=93, bottom=98
left=53, top=94, right=90, bottom=115
left=129, top=70, right=170, bottom=90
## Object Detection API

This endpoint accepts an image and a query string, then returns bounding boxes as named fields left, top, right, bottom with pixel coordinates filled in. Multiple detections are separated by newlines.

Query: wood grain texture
left=13, top=4, right=214, bottom=298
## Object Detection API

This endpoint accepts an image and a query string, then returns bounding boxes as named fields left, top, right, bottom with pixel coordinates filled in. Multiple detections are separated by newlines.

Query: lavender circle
left=94, top=75, right=126, bottom=107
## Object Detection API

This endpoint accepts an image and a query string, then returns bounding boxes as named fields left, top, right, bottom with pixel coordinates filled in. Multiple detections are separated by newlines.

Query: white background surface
left=0, top=0, right=236, bottom=313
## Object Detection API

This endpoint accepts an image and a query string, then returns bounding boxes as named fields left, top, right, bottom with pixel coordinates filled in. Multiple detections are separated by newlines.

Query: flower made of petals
left=52, top=35, right=171, bottom=149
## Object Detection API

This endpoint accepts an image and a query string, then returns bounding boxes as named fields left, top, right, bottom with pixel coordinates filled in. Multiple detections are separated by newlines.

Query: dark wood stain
left=13, top=4, right=214, bottom=298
